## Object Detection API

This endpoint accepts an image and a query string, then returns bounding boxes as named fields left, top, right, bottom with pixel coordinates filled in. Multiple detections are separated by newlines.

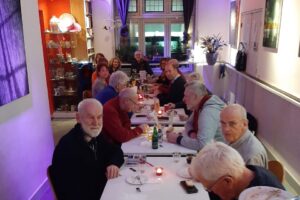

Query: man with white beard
left=51, top=98, right=124, bottom=200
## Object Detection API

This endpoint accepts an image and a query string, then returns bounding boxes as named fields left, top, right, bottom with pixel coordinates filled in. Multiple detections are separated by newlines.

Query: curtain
left=182, top=0, right=195, bottom=43
left=115, top=0, right=130, bottom=37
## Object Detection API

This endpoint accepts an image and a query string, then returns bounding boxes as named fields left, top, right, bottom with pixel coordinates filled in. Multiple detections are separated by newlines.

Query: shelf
left=52, top=111, right=76, bottom=119
left=44, top=31, right=79, bottom=35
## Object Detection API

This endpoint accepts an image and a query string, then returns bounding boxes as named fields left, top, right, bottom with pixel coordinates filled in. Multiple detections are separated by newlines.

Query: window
left=145, top=0, right=164, bottom=12
left=144, top=24, right=165, bottom=61
left=114, top=0, right=193, bottom=62
left=171, top=23, right=187, bottom=60
left=128, top=0, right=137, bottom=13
left=171, top=0, right=183, bottom=12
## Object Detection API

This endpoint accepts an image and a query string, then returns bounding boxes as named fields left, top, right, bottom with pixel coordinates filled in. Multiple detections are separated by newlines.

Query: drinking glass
left=137, top=154, right=147, bottom=175
left=172, top=152, right=181, bottom=163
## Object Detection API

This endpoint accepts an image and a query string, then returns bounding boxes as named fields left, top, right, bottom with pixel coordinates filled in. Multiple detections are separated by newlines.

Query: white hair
left=109, top=71, right=129, bottom=89
left=190, top=142, right=245, bottom=182
left=77, top=98, right=102, bottom=114
left=185, top=81, right=207, bottom=97
left=119, top=87, right=137, bottom=99
left=223, top=104, right=247, bottom=120
left=187, top=72, right=203, bottom=83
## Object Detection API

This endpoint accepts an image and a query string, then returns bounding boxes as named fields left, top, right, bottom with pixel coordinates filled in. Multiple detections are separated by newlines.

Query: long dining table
left=121, top=127, right=197, bottom=156
left=101, top=157, right=209, bottom=200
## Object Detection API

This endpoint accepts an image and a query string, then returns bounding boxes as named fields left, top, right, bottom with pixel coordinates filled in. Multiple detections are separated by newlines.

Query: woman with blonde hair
left=108, top=57, right=122, bottom=74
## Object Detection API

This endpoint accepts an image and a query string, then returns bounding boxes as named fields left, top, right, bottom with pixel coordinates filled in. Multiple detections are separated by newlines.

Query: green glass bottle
left=152, top=126, right=158, bottom=149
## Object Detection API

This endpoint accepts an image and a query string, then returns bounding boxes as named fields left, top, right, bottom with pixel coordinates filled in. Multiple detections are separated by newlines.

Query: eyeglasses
left=204, top=175, right=228, bottom=192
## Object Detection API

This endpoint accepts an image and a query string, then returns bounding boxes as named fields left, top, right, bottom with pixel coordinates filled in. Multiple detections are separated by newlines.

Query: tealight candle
left=156, top=167, right=163, bottom=176
left=157, top=110, right=163, bottom=115
left=138, top=94, right=143, bottom=100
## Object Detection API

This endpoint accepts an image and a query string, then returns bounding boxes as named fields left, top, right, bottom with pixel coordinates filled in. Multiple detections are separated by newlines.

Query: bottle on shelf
left=152, top=126, right=159, bottom=149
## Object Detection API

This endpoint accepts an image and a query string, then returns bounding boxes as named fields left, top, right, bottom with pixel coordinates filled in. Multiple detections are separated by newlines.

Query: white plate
left=126, top=175, right=148, bottom=185
left=176, top=167, right=192, bottom=179
left=239, top=186, right=293, bottom=200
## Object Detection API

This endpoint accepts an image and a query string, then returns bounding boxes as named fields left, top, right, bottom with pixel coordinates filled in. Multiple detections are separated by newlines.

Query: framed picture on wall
left=263, top=0, right=283, bottom=49
left=0, top=0, right=29, bottom=107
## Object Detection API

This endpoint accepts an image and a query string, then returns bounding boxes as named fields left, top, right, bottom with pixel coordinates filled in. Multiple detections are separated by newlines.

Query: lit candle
left=157, top=110, right=163, bottom=115
left=156, top=167, right=163, bottom=176
left=138, top=94, right=143, bottom=101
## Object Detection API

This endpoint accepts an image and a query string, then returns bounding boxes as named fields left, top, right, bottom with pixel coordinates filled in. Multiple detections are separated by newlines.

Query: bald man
left=52, top=99, right=124, bottom=200
left=220, top=104, right=267, bottom=167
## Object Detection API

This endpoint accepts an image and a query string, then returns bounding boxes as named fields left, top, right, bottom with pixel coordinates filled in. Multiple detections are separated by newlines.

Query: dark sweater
left=51, top=124, right=124, bottom=200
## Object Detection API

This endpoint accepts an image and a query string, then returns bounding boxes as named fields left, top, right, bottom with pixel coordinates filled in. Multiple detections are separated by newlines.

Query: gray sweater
left=180, top=95, right=225, bottom=150
left=230, top=129, right=268, bottom=168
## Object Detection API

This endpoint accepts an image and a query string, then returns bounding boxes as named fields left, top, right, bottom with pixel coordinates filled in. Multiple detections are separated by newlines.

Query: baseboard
left=260, top=137, right=300, bottom=195
left=28, top=178, right=50, bottom=200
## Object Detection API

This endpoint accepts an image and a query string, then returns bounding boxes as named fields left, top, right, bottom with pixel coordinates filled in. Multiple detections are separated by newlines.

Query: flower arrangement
left=200, top=34, right=227, bottom=53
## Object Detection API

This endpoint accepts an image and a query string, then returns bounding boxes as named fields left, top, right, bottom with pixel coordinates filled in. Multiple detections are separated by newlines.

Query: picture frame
left=263, top=0, right=283, bottom=49
left=0, top=0, right=29, bottom=107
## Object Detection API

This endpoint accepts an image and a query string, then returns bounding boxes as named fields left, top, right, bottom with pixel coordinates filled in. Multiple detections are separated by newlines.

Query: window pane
left=116, top=23, right=139, bottom=63
left=170, top=23, right=186, bottom=61
left=145, top=0, right=164, bottom=12
left=145, top=23, right=164, bottom=62
left=171, top=0, right=183, bottom=12
left=128, top=0, right=137, bottom=12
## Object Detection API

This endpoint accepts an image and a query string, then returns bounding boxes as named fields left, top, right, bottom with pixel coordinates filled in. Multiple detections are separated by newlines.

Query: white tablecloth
left=122, top=127, right=196, bottom=156
left=101, top=157, right=209, bottom=200
left=131, top=108, right=187, bottom=126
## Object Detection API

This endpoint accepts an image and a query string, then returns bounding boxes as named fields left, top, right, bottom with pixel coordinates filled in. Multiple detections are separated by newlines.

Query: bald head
left=220, top=104, right=248, bottom=144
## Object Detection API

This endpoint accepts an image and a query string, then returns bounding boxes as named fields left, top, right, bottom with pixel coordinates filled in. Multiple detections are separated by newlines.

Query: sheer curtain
left=115, top=0, right=130, bottom=37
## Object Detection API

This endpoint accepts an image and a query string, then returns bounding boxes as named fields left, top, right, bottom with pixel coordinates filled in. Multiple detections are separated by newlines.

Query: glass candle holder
left=155, top=167, right=163, bottom=176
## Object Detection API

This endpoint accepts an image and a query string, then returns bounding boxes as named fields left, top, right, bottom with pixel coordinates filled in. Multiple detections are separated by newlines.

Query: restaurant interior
left=0, top=0, right=300, bottom=199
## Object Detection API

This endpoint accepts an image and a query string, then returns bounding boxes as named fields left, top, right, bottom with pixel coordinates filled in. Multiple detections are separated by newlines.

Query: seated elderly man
left=96, top=71, right=129, bottom=105
left=51, top=99, right=124, bottom=200
left=103, top=87, right=148, bottom=146
left=190, top=142, right=284, bottom=200
left=131, top=50, right=153, bottom=75
left=220, top=104, right=268, bottom=167
left=155, top=59, right=186, bottom=107
left=166, top=81, right=225, bottom=150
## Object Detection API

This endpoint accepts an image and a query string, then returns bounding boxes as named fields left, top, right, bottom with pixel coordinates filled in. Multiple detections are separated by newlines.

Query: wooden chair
left=47, top=165, right=58, bottom=200
left=268, top=160, right=284, bottom=183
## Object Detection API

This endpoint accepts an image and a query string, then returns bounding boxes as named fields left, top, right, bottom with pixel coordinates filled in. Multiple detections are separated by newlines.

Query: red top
left=103, top=97, right=143, bottom=145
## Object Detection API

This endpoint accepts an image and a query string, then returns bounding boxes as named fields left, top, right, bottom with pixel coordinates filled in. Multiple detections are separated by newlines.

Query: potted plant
left=200, top=34, right=226, bottom=65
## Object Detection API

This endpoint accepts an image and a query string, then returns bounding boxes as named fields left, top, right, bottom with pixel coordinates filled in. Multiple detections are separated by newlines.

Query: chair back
left=268, top=160, right=284, bottom=183
left=47, top=165, right=58, bottom=200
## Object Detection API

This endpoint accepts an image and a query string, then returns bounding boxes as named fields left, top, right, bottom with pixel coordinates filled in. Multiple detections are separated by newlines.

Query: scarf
left=192, top=95, right=211, bottom=132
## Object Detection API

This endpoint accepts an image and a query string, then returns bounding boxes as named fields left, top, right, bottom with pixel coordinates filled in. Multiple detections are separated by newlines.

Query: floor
left=51, top=118, right=76, bottom=145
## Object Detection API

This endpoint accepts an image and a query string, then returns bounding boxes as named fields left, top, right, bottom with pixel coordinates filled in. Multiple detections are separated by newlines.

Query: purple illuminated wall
left=0, top=0, right=29, bottom=106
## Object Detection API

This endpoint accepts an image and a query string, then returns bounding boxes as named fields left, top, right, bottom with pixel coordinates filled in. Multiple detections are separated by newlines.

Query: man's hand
left=106, top=165, right=120, bottom=179
left=166, top=131, right=178, bottom=144
left=138, top=124, right=149, bottom=133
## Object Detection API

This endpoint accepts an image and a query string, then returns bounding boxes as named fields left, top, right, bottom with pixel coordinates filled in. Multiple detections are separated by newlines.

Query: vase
left=206, top=52, right=218, bottom=65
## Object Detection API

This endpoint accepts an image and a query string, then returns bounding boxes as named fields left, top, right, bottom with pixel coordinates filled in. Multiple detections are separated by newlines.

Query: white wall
left=92, top=0, right=115, bottom=59
left=0, top=0, right=54, bottom=199
left=194, top=0, right=230, bottom=63
left=195, top=0, right=300, bottom=192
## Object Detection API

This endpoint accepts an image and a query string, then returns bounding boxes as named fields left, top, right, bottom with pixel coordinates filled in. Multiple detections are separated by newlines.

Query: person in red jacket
left=103, top=87, right=149, bottom=146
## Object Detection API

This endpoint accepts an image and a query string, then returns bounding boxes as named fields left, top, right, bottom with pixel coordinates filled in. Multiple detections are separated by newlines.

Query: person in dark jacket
left=131, top=50, right=153, bottom=76
left=155, top=59, right=186, bottom=107
left=190, top=142, right=285, bottom=200
left=51, top=98, right=124, bottom=200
